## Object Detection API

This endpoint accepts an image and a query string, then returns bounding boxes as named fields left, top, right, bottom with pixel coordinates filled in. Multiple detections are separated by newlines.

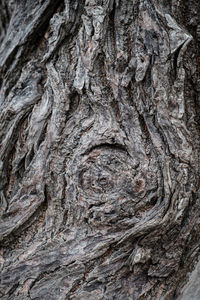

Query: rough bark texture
left=0, top=0, right=200, bottom=299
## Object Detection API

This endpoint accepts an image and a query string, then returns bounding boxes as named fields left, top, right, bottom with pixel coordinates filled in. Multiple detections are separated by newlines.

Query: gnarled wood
left=0, top=0, right=200, bottom=299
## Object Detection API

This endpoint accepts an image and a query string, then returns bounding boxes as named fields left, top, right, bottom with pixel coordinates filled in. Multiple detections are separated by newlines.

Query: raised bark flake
left=0, top=0, right=200, bottom=299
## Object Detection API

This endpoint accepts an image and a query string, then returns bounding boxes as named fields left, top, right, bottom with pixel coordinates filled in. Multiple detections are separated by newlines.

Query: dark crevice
left=25, top=147, right=35, bottom=169
left=7, top=283, right=19, bottom=298
left=138, top=113, right=150, bottom=140
left=173, top=44, right=183, bottom=79
left=84, top=143, right=128, bottom=156
left=88, top=202, right=105, bottom=210
left=65, top=92, right=80, bottom=122
left=28, top=264, right=62, bottom=295
left=108, top=1, right=116, bottom=61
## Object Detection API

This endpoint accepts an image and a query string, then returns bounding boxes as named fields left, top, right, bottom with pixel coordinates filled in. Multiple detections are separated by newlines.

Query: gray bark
left=0, top=0, right=200, bottom=299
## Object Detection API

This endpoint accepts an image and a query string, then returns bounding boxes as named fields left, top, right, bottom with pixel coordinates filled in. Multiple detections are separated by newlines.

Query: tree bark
left=0, top=0, right=200, bottom=299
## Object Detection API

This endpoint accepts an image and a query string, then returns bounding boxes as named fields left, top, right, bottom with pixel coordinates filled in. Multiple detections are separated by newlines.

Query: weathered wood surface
left=0, top=0, right=200, bottom=299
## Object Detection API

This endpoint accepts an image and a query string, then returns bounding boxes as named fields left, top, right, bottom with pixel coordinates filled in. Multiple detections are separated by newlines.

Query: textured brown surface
left=0, top=0, right=200, bottom=299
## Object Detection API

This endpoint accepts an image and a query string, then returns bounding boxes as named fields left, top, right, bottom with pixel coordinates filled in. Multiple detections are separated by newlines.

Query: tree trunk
left=0, top=0, right=200, bottom=299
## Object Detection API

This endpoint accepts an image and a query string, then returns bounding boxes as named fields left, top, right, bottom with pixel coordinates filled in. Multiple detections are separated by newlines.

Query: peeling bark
left=0, top=0, right=200, bottom=299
